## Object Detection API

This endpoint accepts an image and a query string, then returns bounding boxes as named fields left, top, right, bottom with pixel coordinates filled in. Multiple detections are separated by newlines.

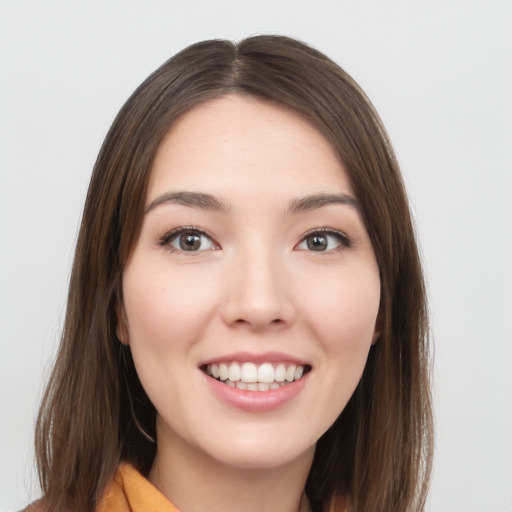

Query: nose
left=221, top=248, right=296, bottom=331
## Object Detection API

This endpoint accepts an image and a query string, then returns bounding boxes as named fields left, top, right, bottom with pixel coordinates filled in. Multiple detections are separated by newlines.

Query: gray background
left=1, top=1, right=511, bottom=510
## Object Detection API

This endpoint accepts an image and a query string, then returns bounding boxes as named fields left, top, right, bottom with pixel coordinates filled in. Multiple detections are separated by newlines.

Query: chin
left=196, top=428, right=317, bottom=471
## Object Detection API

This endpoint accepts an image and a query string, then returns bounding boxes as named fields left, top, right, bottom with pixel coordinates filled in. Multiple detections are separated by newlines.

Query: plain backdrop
left=1, top=1, right=511, bottom=511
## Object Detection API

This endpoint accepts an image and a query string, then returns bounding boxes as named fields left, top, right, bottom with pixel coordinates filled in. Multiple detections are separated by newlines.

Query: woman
left=32, top=35, right=433, bottom=512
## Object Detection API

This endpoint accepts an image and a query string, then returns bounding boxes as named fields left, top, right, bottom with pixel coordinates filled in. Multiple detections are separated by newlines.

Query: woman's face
left=119, top=96, right=380, bottom=471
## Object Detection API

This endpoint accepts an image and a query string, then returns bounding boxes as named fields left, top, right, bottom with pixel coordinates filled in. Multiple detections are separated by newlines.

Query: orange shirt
left=97, top=463, right=178, bottom=512
left=97, top=462, right=347, bottom=512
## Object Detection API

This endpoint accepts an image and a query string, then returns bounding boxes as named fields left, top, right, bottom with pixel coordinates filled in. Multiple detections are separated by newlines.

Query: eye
left=296, top=229, right=351, bottom=252
left=160, top=227, right=217, bottom=252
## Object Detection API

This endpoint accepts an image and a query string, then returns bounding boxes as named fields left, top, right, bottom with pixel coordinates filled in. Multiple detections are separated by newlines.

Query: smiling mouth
left=202, top=362, right=312, bottom=391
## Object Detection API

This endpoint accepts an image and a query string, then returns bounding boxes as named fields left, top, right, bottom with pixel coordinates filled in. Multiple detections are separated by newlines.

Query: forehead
left=147, top=95, right=353, bottom=204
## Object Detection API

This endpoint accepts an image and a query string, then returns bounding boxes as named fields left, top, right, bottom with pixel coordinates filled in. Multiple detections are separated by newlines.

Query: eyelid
left=158, top=226, right=220, bottom=252
left=295, top=227, right=352, bottom=252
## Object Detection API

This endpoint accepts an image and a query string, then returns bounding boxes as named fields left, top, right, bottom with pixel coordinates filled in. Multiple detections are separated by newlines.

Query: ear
left=371, top=311, right=383, bottom=346
left=116, top=302, right=130, bottom=345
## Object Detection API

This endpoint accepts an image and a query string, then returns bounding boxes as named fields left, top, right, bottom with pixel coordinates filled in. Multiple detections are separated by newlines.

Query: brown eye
left=306, top=234, right=328, bottom=251
left=179, top=233, right=201, bottom=251
left=296, top=230, right=351, bottom=252
left=165, top=229, right=216, bottom=252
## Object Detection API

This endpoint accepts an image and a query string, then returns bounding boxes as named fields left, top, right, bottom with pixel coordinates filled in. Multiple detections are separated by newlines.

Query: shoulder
left=19, top=500, right=44, bottom=512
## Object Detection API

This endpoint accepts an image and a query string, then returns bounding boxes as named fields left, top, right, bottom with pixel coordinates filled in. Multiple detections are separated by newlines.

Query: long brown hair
left=34, top=35, right=433, bottom=512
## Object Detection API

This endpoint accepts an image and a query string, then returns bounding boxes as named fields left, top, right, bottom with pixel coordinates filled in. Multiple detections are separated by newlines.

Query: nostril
left=234, top=317, right=282, bottom=325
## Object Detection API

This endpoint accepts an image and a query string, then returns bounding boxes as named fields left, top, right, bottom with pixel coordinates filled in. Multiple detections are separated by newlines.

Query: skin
left=118, top=95, right=381, bottom=512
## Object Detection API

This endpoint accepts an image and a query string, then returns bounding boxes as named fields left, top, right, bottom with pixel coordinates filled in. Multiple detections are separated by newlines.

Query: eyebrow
left=288, top=193, right=360, bottom=214
left=145, top=191, right=229, bottom=214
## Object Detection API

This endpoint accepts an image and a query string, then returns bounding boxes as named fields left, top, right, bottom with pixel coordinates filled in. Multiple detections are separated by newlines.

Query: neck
left=148, top=425, right=314, bottom=512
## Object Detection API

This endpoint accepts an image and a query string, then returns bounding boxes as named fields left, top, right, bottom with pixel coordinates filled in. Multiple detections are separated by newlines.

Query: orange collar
left=97, top=463, right=178, bottom=512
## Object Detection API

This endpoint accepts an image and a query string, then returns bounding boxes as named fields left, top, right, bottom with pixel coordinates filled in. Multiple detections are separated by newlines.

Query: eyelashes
left=158, top=226, right=219, bottom=253
left=158, top=226, right=351, bottom=254
left=296, top=228, right=351, bottom=252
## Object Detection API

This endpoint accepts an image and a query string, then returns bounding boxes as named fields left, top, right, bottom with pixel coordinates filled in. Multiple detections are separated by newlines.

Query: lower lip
left=204, top=373, right=309, bottom=413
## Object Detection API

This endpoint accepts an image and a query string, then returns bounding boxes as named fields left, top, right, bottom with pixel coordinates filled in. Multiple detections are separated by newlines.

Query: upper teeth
left=206, top=362, right=305, bottom=384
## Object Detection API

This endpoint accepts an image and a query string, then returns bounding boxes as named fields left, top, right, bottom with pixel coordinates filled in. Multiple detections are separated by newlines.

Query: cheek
left=299, top=266, right=381, bottom=348
left=122, top=261, right=220, bottom=349
left=285, top=265, right=380, bottom=436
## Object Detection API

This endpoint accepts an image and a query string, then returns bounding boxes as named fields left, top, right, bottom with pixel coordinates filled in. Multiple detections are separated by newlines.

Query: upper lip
left=199, top=351, right=310, bottom=366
